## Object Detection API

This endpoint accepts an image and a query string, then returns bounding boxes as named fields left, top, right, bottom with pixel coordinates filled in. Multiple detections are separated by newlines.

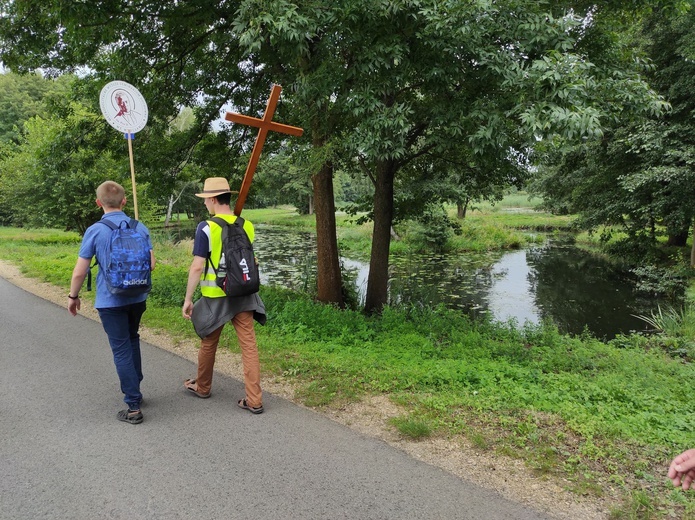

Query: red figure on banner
left=115, top=94, right=128, bottom=117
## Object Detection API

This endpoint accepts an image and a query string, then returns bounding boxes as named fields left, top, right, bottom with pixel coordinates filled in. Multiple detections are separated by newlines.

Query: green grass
left=2, top=201, right=695, bottom=518
left=467, top=210, right=575, bottom=231
left=474, top=192, right=542, bottom=210
left=452, top=193, right=576, bottom=231
left=244, top=206, right=320, bottom=231
left=389, top=416, right=432, bottom=440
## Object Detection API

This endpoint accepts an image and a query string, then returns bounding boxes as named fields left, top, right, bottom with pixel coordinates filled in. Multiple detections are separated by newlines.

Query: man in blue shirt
left=67, top=181, right=155, bottom=425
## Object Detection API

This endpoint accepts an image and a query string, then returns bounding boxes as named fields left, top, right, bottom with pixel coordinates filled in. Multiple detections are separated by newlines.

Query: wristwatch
left=68, top=294, right=80, bottom=300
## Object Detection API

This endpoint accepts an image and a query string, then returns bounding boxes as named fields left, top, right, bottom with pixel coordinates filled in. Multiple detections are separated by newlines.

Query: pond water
left=383, top=237, right=668, bottom=339
left=168, top=224, right=667, bottom=339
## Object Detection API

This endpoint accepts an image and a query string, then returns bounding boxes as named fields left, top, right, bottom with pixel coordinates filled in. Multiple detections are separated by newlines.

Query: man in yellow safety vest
left=181, top=177, right=266, bottom=414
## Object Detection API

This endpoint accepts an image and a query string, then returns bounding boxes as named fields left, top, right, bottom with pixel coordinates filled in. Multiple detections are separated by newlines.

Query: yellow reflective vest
left=199, top=214, right=255, bottom=298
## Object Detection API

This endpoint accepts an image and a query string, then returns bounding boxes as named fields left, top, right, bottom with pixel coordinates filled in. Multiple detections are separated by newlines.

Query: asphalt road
left=0, top=277, right=552, bottom=520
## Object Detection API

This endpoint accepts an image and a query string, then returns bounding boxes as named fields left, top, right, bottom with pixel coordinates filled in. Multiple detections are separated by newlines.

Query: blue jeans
left=98, top=301, right=146, bottom=410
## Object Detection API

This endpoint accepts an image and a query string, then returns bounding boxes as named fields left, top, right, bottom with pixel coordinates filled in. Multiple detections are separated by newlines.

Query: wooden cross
left=225, top=84, right=304, bottom=215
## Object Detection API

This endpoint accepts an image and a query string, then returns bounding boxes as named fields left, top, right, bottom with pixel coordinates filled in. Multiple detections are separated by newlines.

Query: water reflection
left=255, top=226, right=317, bottom=290
left=385, top=239, right=666, bottom=338
left=524, top=240, right=663, bottom=338
left=169, top=224, right=668, bottom=339
left=485, top=250, right=541, bottom=325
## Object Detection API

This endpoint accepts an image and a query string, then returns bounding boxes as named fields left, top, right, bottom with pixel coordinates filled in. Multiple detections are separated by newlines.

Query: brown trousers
left=194, top=311, right=262, bottom=407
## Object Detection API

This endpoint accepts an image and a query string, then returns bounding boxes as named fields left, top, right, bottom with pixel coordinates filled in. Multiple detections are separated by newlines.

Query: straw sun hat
left=195, top=177, right=238, bottom=198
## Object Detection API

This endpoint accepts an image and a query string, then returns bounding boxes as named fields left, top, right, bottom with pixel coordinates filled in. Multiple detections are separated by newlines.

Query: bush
left=632, top=264, right=690, bottom=298
left=148, top=264, right=192, bottom=307
left=409, top=204, right=460, bottom=253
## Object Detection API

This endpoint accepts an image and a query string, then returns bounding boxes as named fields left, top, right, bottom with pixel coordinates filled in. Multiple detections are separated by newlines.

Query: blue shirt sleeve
left=78, top=224, right=101, bottom=260
left=192, top=221, right=210, bottom=258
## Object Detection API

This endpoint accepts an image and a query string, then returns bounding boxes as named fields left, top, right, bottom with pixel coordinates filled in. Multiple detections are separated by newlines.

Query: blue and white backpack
left=89, top=218, right=152, bottom=295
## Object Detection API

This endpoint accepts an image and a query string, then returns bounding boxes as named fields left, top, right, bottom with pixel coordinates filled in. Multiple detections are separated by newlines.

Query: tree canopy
left=0, top=0, right=686, bottom=310
left=531, top=2, right=695, bottom=263
left=0, top=71, right=71, bottom=143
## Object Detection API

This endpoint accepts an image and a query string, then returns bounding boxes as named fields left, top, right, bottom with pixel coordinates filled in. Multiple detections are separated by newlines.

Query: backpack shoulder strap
left=87, top=219, right=117, bottom=291
left=97, top=219, right=118, bottom=231
left=90, top=218, right=118, bottom=268
left=128, top=218, right=139, bottom=229
left=205, top=217, right=228, bottom=274
left=209, top=216, right=228, bottom=228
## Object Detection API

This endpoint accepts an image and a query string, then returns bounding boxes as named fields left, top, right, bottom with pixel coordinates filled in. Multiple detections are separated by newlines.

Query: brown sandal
left=238, top=398, right=264, bottom=414
left=184, top=378, right=210, bottom=398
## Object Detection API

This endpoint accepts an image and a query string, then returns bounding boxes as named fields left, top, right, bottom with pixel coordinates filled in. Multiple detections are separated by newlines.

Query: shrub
left=632, top=264, right=690, bottom=298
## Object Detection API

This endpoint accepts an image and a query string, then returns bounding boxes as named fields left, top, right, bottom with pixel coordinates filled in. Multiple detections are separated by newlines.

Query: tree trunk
left=312, top=159, right=344, bottom=306
left=457, top=198, right=470, bottom=219
left=691, top=218, right=695, bottom=268
left=390, top=226, right=400, bottom=241
left=164, top=194, right=174, bottom=228
left=164, top=185, right=188, bottom=228
left=364, top=160, right=396, bottom=314
left=667, top=227, right=689, bottom=247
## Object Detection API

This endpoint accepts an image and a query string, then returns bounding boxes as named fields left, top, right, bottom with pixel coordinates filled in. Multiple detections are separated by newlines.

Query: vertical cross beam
left=225, top=84, right=304, bottom=216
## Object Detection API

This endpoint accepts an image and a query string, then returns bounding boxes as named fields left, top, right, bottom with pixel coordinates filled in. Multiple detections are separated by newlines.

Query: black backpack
left=206, top=216, right=259, bottom=297
left=88, top=218, right=152, bottom=295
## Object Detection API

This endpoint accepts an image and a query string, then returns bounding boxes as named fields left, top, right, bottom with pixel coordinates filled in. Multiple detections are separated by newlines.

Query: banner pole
left=127, top=133, right=139, bottom=220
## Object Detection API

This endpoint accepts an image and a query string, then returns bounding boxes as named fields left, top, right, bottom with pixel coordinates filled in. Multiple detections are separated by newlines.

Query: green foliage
left=0, top=0, right=677, bottom=313
left=631, top=264, right=691, bottom=298
left=407, top=204, right=458, bottom=253
left=147, top=263, right=193, bottom=308
left=448, top=219, right=525, bottom=252
left=632, top=304, right=695, bottom=358
left=0, top=98, right=126, bottom=231
left=253, top=152, right=312, bottom=211
left=0, top=71, right=72, bottom=144
left=531, top=4, right=695, bottom=261
left=389, top=416, right=432, bottom=440
left=265, top=293, right=691, bottom=456
left=0, top=73, right=242, bottom=232
left=2, top=0, right=695, bottom=510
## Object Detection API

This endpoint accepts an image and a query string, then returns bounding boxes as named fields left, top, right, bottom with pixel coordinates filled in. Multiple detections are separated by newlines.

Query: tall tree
left=231, top=0, right=671, bottom=312
left=532, top=2, right=695, bottom=264
left=0, top=99, right=125, bottom=231
left=233, top=0, right=353, bottom=306
left=334, top=1, right=670, bottom=312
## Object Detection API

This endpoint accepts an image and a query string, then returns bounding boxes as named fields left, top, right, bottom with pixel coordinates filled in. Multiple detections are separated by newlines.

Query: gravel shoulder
left=0, top=259, right=611, bottom=519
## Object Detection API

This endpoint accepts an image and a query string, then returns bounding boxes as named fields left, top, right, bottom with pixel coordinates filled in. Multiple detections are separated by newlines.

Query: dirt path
left=0, top=259, right=612, bottom=519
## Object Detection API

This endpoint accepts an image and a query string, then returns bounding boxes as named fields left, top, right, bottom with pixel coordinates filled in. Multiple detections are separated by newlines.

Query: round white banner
left=99, top=81, right=149, bottom=134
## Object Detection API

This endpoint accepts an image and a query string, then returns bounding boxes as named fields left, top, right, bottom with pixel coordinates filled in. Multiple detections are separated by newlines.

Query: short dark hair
left=214, top=192, right=232, bottom=205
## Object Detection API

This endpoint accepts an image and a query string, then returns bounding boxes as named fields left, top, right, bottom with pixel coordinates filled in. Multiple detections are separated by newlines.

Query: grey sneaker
left=117, top=408, right=143, bottom=424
